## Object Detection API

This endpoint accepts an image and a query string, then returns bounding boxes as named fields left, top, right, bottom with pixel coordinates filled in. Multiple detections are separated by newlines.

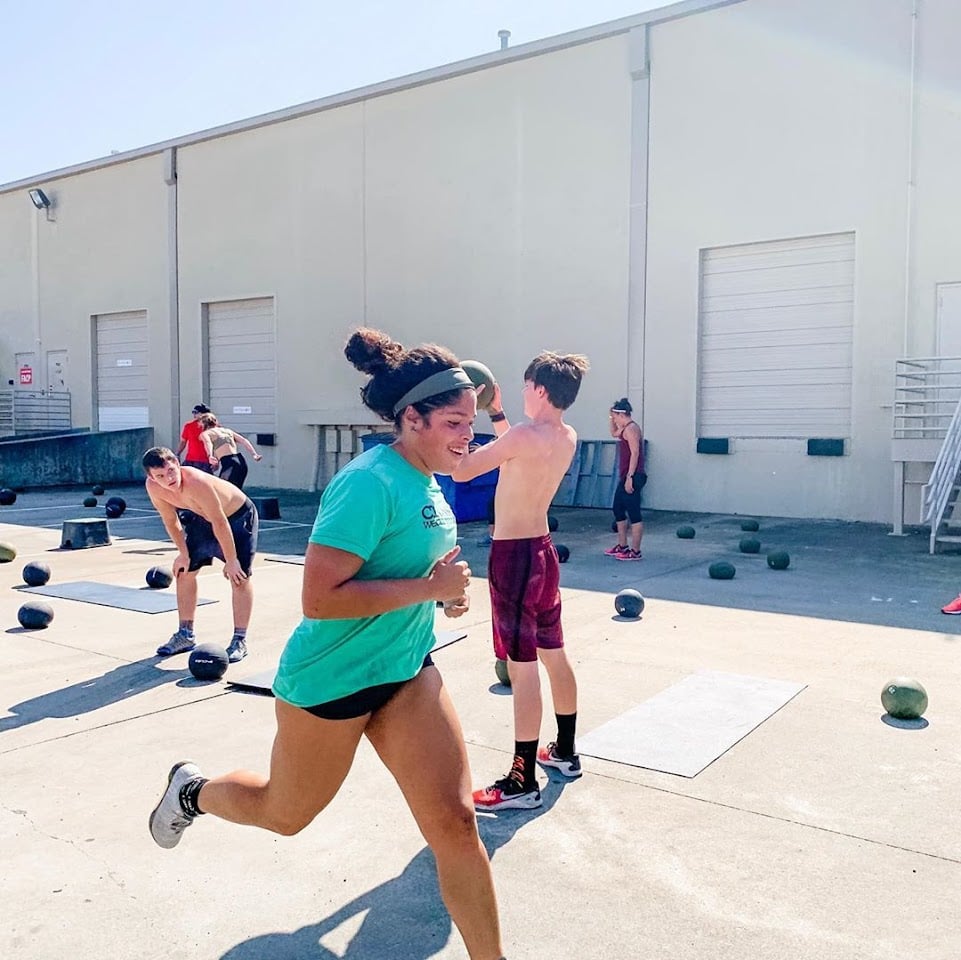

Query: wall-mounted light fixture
left=28, top=188, right=51, bottom=210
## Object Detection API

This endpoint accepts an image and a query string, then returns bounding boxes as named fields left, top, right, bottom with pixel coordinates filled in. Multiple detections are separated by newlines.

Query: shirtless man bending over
left=451, top=351, right=589, bottom=809
left=143, top=446, right=258, bottom=663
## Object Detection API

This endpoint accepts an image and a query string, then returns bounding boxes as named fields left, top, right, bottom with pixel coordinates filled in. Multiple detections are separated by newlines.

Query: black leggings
left=218, top=453, right=248, bottom=490
left=612, top=472, right=647, bottom=524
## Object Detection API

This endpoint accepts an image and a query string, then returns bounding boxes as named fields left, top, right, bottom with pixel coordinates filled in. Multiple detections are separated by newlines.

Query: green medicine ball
left=740, top=519, right=760, bottom=532
left=881, top=678, right=928, bottom=720
left=461, top=360, right=498, bottom=412
left=676, top=525, right=696, bottom=539
left=739, top=537, right=761, bottom=554
left=494, top=659, right=511, bottom=687
left=708, top=560, right=736, bottom=580
left=767, top=551, right=790, bottom=570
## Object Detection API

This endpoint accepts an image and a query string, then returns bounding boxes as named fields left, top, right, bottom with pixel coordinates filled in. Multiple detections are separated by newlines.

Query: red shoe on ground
left=941, top=594, right=961, bottom=614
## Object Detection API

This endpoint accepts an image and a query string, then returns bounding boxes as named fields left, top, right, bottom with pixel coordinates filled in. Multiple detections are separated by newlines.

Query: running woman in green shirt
left=149, top=328, right=507, bottom=960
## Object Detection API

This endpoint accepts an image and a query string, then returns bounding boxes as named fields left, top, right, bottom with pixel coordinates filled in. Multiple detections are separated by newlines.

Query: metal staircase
left=921, top=383, right=961, bottom=553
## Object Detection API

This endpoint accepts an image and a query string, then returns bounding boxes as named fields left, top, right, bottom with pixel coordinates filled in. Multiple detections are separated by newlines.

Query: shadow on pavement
left=0, top=656, right=184, bottom=732
left=219, top=780, right=567, bottom=960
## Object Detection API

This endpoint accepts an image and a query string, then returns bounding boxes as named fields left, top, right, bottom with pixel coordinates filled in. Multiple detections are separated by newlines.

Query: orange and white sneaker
left=473, top=771, right=542, bottom=811
left=941, top=594, right=961, bottom=614
left=537, top=742, right=583, bottom=779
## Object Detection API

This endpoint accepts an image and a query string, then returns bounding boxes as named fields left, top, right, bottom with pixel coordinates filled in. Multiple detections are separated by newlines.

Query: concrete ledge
left=0, top=427, right=154, bottom=487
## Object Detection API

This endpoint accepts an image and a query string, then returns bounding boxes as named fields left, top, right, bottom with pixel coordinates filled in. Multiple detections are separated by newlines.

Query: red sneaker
left=604, top=543, right=628, bottom=557
left=472, top=773, right=542, bottom=810
left=941, top=594, right=961, bottom=614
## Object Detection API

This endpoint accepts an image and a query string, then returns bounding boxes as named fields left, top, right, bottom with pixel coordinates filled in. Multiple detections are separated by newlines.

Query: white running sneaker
left=149, top=760, right=202, bottom=849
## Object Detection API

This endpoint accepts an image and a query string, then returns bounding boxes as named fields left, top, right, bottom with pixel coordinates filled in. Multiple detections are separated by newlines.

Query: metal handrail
left=921, top=393, right=961, bottom=551
left=894, top=357, right=961, bottom=441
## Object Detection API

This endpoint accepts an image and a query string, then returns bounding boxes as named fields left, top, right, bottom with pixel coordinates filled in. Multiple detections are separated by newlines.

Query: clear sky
left=1, top=1, right=668, bottom=186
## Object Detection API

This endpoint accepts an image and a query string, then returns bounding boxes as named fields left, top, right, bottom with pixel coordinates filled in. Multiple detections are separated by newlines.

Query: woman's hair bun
left=345, top=328, right=405, bottom=374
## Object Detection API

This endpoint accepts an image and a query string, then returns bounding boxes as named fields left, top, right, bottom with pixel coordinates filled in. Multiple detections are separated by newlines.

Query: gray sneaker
left=149, top=760, right=202, bottom=849
left=157, top=630, right=196, bottom=657
left=226, top=637, right=247, bottom=663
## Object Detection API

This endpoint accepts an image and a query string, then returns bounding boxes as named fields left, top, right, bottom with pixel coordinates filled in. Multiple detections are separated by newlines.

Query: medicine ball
left=83, top=496, right=98, bottom=508
left=145, top=566, right=173, bottom=589
left=18, top=601, right=54, bottom=629
left=555, top=543, right=570, bottom=563
left=0, top=541, right=16, bottom=563
left=676, top=525, right=696, bottom=539
left=105, top=496, right=127, bottom=516
left=22, top=561, right=51, bottom=587
left=708, top=560, right=736, bottom=580
left=461, top=359, right=498, bottom=411
left=92, top=484, right=105, bottom=496
left=740, top=519, right=760, bottom=532
left=494, top=658, right=511, bottom=687
left=0, top=488, right=17, bottom=506
left=188, top=643, right=230, bottom=681
left=767, top=550, right=791, bottom=570
left=105, top=502, right=124, bottom=519
left=614, top=588, right=645, bottom=618
left=547, top=514, right=559, bottom=532
left=881, top=677, right=928, bottom=720
left=739, top=537, right=761, bottom=554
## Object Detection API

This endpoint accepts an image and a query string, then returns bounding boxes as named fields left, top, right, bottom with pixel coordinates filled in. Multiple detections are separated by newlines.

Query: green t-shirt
left=272, top=443, right=457, bottom=707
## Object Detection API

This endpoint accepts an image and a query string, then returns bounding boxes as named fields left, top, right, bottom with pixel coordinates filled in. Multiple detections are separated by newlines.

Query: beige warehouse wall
left=0, top=155, right=175, bottom=440
left=643, top=0, right=914, bottom=522
left=176, top=104, right=368, bottom=488
left=364, top=38, right=632, bottom=435
left=906, top=0, right=961, bottom=356
left=176, top=37, right=632, bottom=489
left=0, top=192, right=34, bottom=384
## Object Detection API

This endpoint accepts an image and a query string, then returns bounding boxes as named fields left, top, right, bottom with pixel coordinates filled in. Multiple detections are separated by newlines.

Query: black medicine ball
left=22, top=561, right=51, bottom=587
left=18, top=601, right=54, bottom=629
left=146, top=566, right=173, bottom=589
left=188, top=643, right=230, bottom=681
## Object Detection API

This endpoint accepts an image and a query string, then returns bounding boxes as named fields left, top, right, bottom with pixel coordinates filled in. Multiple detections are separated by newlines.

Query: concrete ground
left=1, top=482, right=959, bottom=959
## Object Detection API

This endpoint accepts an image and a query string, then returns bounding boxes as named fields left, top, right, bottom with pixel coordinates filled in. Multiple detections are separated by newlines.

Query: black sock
left=179, top=777, right=208, bottom=817
left=555, top=713, right=577, bottom=757
left=513, top=740, right=539, bottom=790
left=179, top=620, right=194, bottom=636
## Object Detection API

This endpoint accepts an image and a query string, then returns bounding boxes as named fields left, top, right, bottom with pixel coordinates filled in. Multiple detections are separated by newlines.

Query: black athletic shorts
left=178, top=499, right=258, bottom=575
left=302, top=654, right=435, bottom=721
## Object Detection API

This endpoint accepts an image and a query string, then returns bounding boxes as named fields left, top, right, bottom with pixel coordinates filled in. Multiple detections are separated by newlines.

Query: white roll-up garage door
left=697, top=232, right=855, bottom=438
left=204, top=298, right=276, bottom=436
left=94, top=310, right=149, bottom=431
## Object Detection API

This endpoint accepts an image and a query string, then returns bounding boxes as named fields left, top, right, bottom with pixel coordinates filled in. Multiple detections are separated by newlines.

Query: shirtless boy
left=143, top=446, right=258, bottom=663
left=452, top=352, right=589, bottom=809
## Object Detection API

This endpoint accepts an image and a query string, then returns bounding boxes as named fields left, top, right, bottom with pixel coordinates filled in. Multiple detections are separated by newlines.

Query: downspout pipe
left=164, top=148, right=180, bottom=442
left=902, top=0, right=920, bottom=357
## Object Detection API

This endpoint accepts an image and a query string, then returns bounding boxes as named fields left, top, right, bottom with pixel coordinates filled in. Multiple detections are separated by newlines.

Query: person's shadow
left=220, top=777, right=569, bottom=959
left=0, top=655, right=184, bottom=732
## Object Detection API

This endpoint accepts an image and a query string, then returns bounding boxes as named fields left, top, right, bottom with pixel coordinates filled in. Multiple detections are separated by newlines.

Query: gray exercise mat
left=21, top=581, right=216, bottom=614
left=229, top=629, right=468, bottom=692
left=578, top=670, right=806, bottom=778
